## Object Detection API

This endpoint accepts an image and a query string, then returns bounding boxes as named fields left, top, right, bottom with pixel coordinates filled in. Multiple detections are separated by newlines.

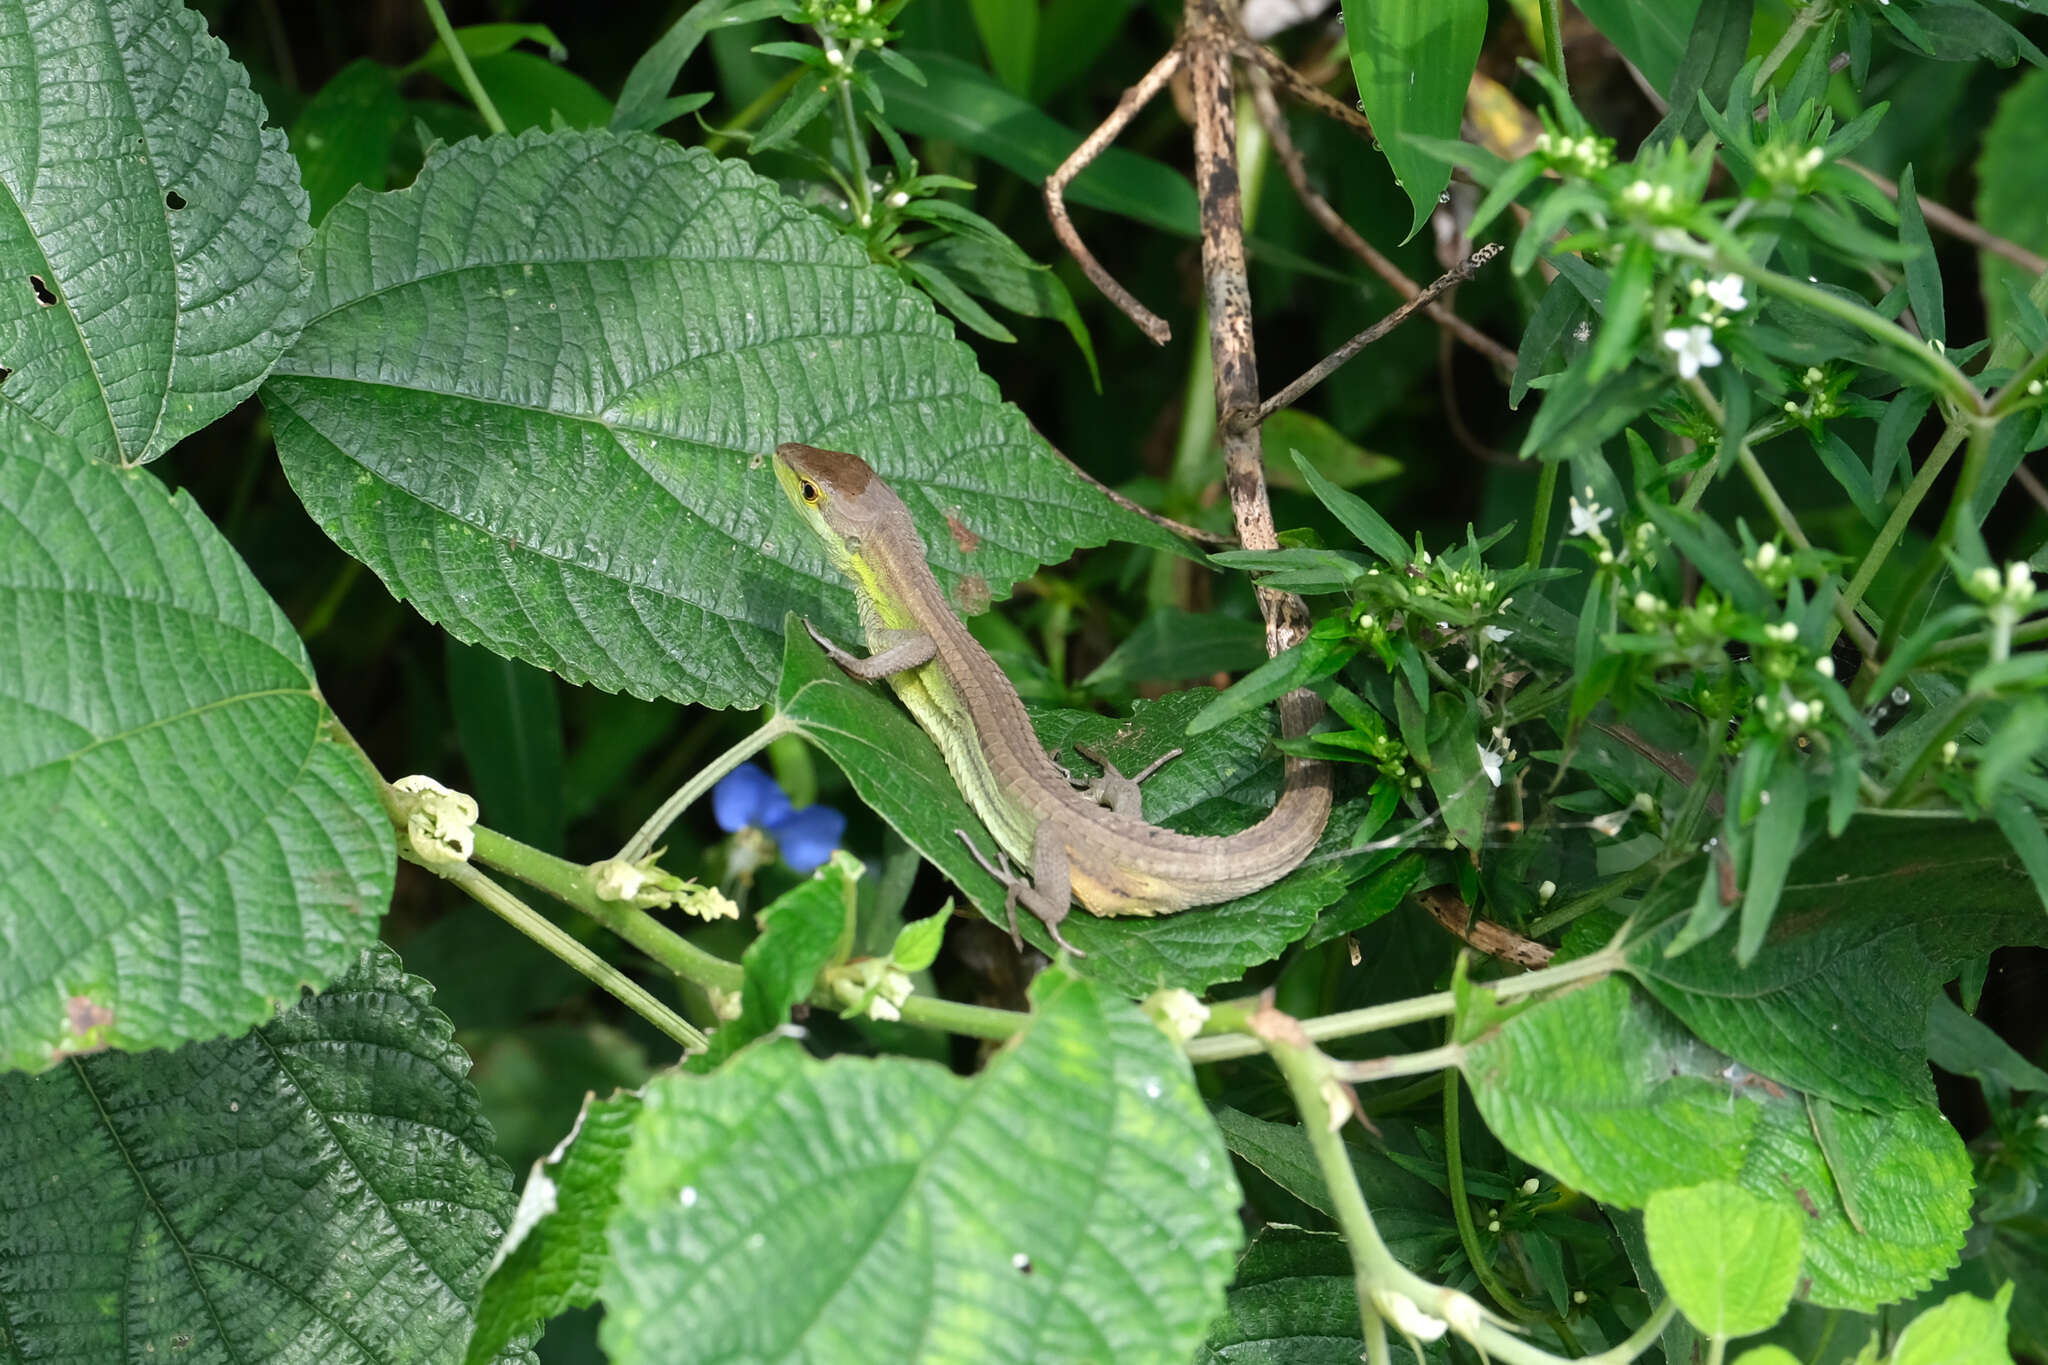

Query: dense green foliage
left=1, top=1, right=2045, bottom=1362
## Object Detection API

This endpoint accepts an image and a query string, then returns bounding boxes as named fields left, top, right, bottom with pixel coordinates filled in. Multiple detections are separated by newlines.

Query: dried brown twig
left=1417, top=887, right=1555, bottom=970
left=1247, top=70, right=1520, bottom=373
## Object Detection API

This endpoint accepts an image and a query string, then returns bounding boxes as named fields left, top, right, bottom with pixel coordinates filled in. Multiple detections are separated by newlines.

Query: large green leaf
left=1195, top=1227, right=1363, bottom=1365
left=1460, top=978, right=1757, bottom=1206
left=1975, top=69, right=2048, bottom=345
left=601, top=967, right=1242, bottom=1364
left=1573, top=0, right=1704, bottom=90
left=0, top=0, right=309, bottom=465
left=1340, top=0, right=1487, bottom=237
left=777, top=619, right=1370, bottom=997
left=469, top=1091, right=642, bottom=1365
left=1646, top=1182, right=1803, bottom=1336
left=264, top=128, right=1171, bottom=708
left=0, top=945, right=534, bottom=1365
left=0, top=418, right=393, bottom=1073
left=1626, top=815, right=2047, bottom=1111
left=290, top=57, right=408, bottom=224
left=1461, top=978, right=1971, bottom=1310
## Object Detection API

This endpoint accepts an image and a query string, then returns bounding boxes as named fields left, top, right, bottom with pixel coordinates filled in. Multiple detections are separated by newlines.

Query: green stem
left=1753, top=2, right=1827, bottom=88
left=477, top=825, right=1022, bottom=1040
left=619, top=714, right=798, bottom=863
left=1877, top=418, right=1994, bottom=665
left=1537, top=0, right=1570, bottom=94
left=1267, top=1037, right=1394, bottom=1361
left=1333, top=1042, right=1465, bottom=1084
left=1524, top=858, right=1663, bottom=938
left=1525, top=460, right=1559, bottom=570
left=474, top=825, right=745, bottom=991
left=1880, top=695, right=1981, bottom=808
left=1186, top=944, right=1623, bottom=1063
left=1705, top=1333, right=1728, bottom=1365
left=1990, top=343, right=2048, bottom=416
left=418, top=0, right=506, bottom=135
left=423, top=852, right=708, bottom=1050
left=1260, top=1016, right=1681, bottom=1365
left=1927, top=612, right=2048, bottom=661
left=1696, top=250, right=1980, bottom=412
left=1829, top=421, right=1966, bottom=650
left=832, top=61, right=872, bottom=223
left=703, top=66, right=804, bottom=155
left=1683, top=378, right=1880, bottom=656
left=1445, top=1067, right=1542, bottom=1321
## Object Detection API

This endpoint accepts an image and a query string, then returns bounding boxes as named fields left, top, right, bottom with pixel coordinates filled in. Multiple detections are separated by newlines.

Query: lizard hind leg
left=953, top=827, right=1088, bottom=958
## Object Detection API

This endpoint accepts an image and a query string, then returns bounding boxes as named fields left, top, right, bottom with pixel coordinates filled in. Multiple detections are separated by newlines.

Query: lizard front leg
left=803, top=618, right=936, bottom=680
left=955, top=828, right=1086, bottom=958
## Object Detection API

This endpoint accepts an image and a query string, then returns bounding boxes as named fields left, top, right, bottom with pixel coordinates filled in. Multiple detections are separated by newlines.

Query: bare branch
left=1417, top=886, right=1555, bottom=970
left=1043, top=46, right=1184, bottom=345
left=1249, top=71, right=1519, bottom=372
left=1259, top=246, right=1503, bottom=420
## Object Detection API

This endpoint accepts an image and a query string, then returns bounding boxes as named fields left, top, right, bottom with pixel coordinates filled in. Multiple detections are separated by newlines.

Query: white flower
left=1766, top=621, right=1799, bottom=643
left=1443, top=1292, right=1486, bottom=1337
left=824, top=46, right=845, bottom=66
left=1537, top=879, right=1557, bottom=902
left=1147, top=989, right=1210, bottom=1042
left=1704, top=274, right=1748, bottom=312
left=888, top=190, right=910, bottom=208
left=1815, top=656, right=1835, bottom=679
left=1477, top=744, right=1504, bottom=788
left=1662, top=324, right=1722, bottom=379
left=1521, top=1177, right=1540, bottom=1194
left=1373, top=1290, right=1448, bottom=1342
left=1566, top=495, right=1614, bottom=539
left=394, top=775, right=478, bottom=864
left=1482, top=625, right=1512, bottom=643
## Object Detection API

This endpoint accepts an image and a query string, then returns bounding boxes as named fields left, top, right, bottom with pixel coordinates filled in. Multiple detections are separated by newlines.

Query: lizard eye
left=799, top=480, right=820, bottom=504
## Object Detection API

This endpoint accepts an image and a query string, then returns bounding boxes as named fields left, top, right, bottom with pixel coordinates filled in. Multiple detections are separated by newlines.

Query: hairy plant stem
left=1684, top=247, right=1980, bottom=412
left=1537, top=0, right=1570, bottom=94
left=832, top=59, right=873, bottom=224
left=1878, top=419, right=1995, bottom=666
left=1829, top=421, right=1967, bottom=651
left=1445, top=1066, right=1543, bottom=1321
left=432, top=850, right=708, bottom=1050
left=703, top=66, right=803, bottom=155
left=619, top=714, right=797, bottom=863
left=1753, top=1, right=1829, bottom=88
left=1255, top=1006, right=1681, bottom=1365
left=1683, top=377, right=1879, bottom=656
left=417, top=0, right=506, bottom=135
left=1186, top=942, right=1624, bottom=1063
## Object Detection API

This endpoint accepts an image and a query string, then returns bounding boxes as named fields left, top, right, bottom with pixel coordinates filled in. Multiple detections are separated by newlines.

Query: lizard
left=772, top=441, right=1333, bottom=956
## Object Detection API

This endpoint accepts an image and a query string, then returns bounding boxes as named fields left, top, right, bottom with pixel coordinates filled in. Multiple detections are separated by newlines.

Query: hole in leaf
left=165, top=189, right=186, bottom=210
left=0, top=366, right=14, bottom=384
left=28, top=275, right=54, bottom=306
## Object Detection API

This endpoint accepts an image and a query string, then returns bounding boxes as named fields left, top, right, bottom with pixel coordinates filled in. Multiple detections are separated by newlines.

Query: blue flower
left=713, top=763, right=846, bottom=875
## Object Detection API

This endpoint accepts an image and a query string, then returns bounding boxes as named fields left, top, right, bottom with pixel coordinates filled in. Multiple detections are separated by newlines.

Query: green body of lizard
left=773, top=442, right=1332, bottom=953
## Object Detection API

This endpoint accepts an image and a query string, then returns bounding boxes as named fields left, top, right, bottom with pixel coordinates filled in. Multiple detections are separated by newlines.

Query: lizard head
left=772, top=442, right=916, bottom=578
